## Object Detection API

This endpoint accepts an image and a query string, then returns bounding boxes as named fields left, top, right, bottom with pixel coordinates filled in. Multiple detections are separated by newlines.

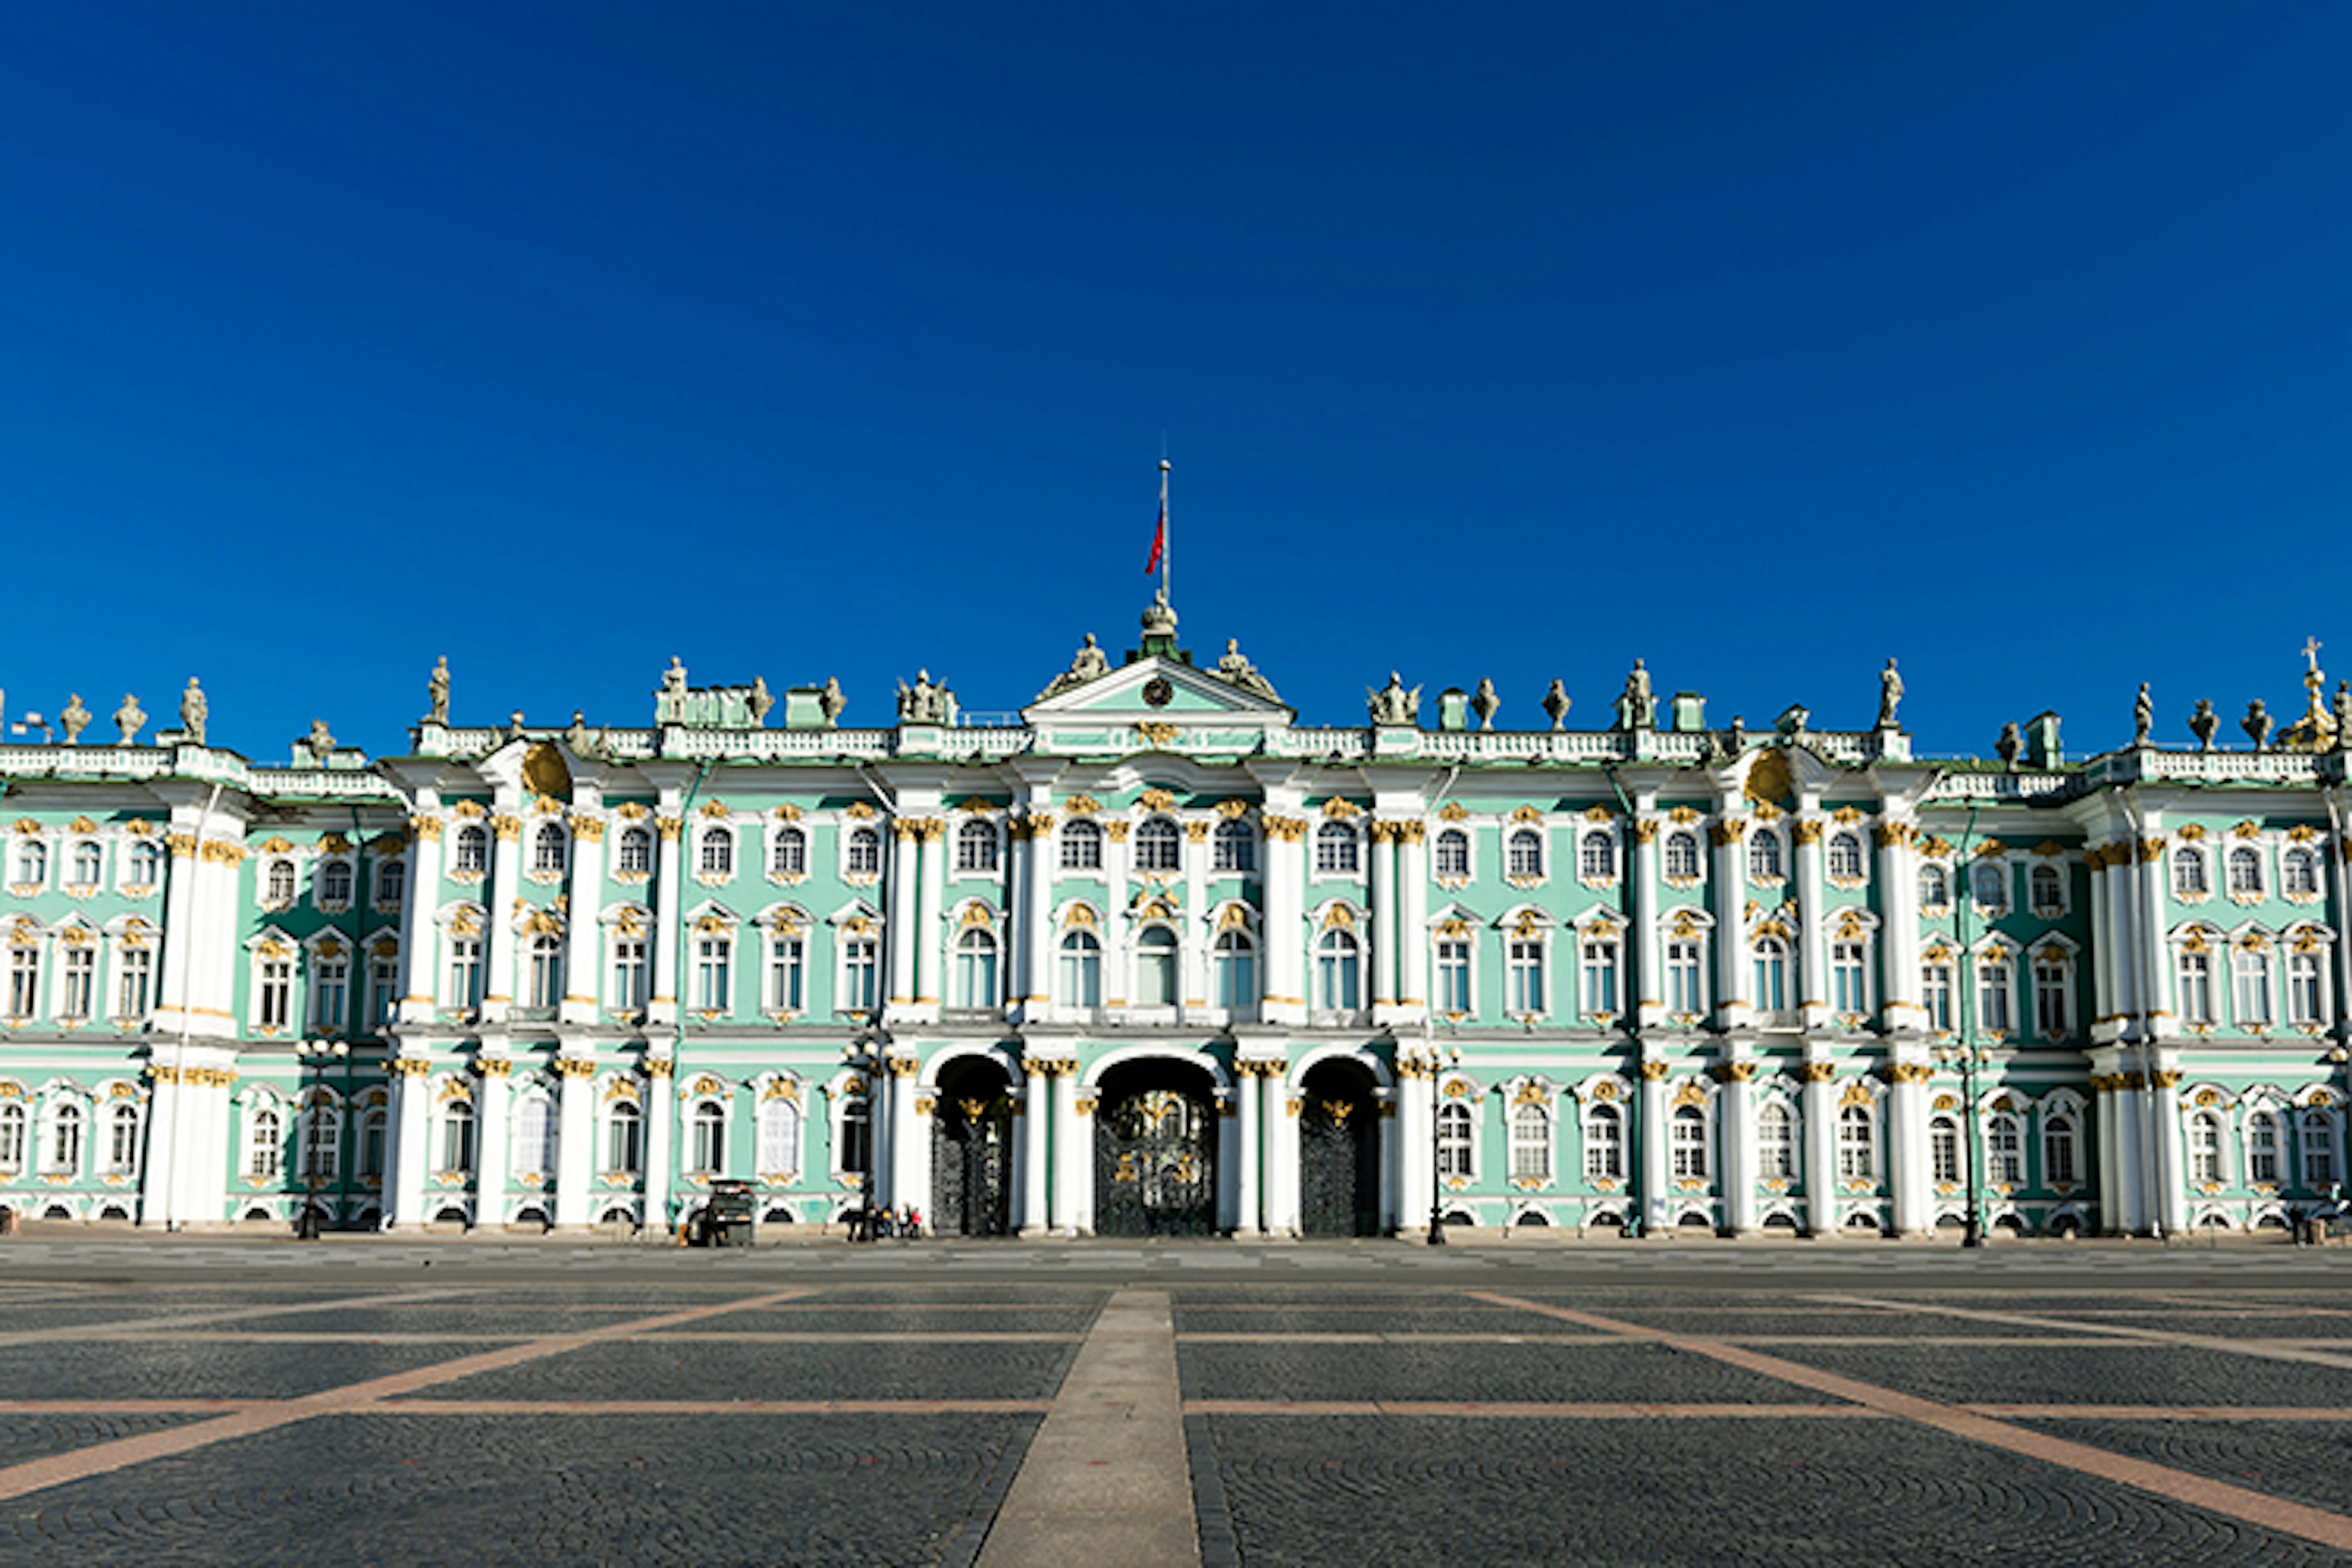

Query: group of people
left=845, top=1202, right=922, bottom=1242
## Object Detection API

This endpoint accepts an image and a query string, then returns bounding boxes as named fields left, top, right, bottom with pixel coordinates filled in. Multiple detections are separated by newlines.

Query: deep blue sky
left=4, top=6, right=2346, bottom=761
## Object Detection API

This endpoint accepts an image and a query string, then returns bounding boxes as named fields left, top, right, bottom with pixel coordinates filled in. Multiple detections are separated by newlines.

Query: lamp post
left=295, top=1039, right=349, bottom=1237
left=1426, top=1044, right=1460, bottom=1245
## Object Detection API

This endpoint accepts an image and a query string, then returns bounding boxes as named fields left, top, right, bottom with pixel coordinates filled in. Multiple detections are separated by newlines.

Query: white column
left=1263, top=1065, right=1298, bottom=1236
left=1632, top=813, right=1662, bottom=1030
left=1878, top=820, right=1922, bottom=1027
left=643, top=1057, right=676, bottom=1232
left=2152, top=1064, right=2188, bottom=1234
left=473, top=1058, right=509, bottom=1225
left=888, top=1055, right=921, bottom=1213
left=2093, top=1072, right=2127, bottom=1234
left=388, top=1060, right=434, bottom=1228
left=1103, top=822, right=1131, bottom=1014
left=887, top=819, right=918, bottom=1012
left=1376, top=1090, right=1397, bottom=1232
left=1713, top=816, right=1752, bottom=1029
left=1888, top=1057, right=1931, bottom=1237
left=552, top=1058, right=595, bottom=1229
left=1022, top=816, right=1055, bottom=1019
left=1637, top=1060, right=1670, bottom=1234
left=1721, top=1061, right=1758, bottom=1235
left=396, top=813, right=445, bottom=1023
left=2137, top=832, right=2174, bottom=1029
left=1794, top=813, right=1829, bottom=1030
left=1051, top=1067, right=1086, bottom=1234
left=1262, top=816, right=1305, bottom=1025
left=562, top=816, right=605, bottom=1026
left=1235, top=1061, right=1264, bottom=1236
left=1018, top=1066, right=1050, bottom=1235
left=1183, top=821, right=1209, bottom=1015
left=1369, top=821, right=1398, bottom=1013
left=1216, top=1091, right=1240, bottom=1232
left=649, top=814, right=685, bottom=1028
left=1397, top=824, right=1428, bottom=1019
left=481, top=803, right=522, bottom=1022
left=1802, top=1060, right=1839, bottom=1235
left=2087, top=854, right=2117, bottom=1031
left=913, top=822, right=945, bottom=1019
left=1396, top=1058, right=1430, bottom=1237
left=2112, top=1073, right=2147, bottom=1234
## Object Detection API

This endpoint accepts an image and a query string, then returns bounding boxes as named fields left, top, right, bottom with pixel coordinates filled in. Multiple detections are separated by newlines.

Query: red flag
left=1144, top=502, right=1166, bottom=575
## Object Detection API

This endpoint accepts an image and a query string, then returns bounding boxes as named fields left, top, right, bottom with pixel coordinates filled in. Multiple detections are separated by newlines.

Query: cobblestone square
left=4, top=1241, right=2352, bottom=1566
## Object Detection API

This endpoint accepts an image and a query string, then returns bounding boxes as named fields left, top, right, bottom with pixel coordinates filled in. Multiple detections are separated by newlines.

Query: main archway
left=930, top=1056, right=1014, bottom=1237
left=1298, top=1057, right=1381, bottom=1237
left=1093, top=1057, right=1218, bottom=1237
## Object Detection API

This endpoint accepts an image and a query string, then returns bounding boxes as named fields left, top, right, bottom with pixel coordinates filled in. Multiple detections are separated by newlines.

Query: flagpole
left=1158, top=459, right=1171, bottom=606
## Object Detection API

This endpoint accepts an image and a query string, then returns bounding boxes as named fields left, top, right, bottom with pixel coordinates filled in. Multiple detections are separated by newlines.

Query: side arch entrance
left=930, top=1057, right=1014, bottom=1237
left=1093, top=1058, right=1219, bottom=1237
left=1299, top=1057, right=1381, bottom=1237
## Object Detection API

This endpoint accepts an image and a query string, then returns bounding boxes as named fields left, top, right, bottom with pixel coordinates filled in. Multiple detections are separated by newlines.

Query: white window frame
left=1508, top=1096, right=1552, bottom=1184
left=1060, top=819, right=1104, bottom=872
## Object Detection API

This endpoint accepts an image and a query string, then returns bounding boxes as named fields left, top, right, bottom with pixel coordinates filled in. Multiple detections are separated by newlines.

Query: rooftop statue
left=428, top=656, right=450, bottom=723
left=819, top=676, right=847, bottom=726
left=564, top=710, right=605, bottom=761
left=113, top=693, right=145, bottom=745
left=298, top=720, right=336, bottom=766
left=656, top=657, right=690, bottom=724
left=749, top=676, right=775, bottom=727
left=1214, top=638, right=1280, bottom=703
left=2339, top=681, right=2351, bottom=752
left=2244, top=698, right=2272, bottom=751
left=180, top=678, right=208, bottom=746
left=1616, top=659, right=1654, bottom=731
left=1876, top=658, right=1903, bottom=728
left=1471, top=677, right=1499, bottom=731
left=2187, top=698, right=2218, bottom=752
left=2133, top=682, right=2153, bottom=745
left=1996, top=722, right=2022, bottom=770
left=1367, top=672, right=1420, bottom=728
left=59, top=694, right=90, bottom=745
left=897, top=669, right=955, bottom=726
left=1540, top=679, right=1571, bottom=731
left=1038, top=634, right=1112, bottom=700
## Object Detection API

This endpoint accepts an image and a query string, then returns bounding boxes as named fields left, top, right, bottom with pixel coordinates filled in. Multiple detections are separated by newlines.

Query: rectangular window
left=116, top=944, right=153, bottom=1019
left=2177, top=951, right=2215, bottom=1027
left=1931, top=1120, right=1959, bottom=1185
left=1436, top=939, right=1472, bottom=1015
left=2233, top=949, right=2274, bottom=1027
left=1666, top=940, right=1704, bottom=1017
left=60, top=945, right=96, bottom=1021
left=1923, top=963, right=1953, bottom=1033
left=1579, top=939, right=1616, bottom=1018
left=1508, top=938, right=1546, bottom=1016
left=1757, top=1110, right=1793, bottom=1178
left=1830, top=941, right=1867, bottom=1016
left=368, top=957, right=399, bottom=1029
left=10, top=948, right=42, bottom=1019
left=766, top=932, right=805, bottom=1013
left=1670, top=1112, right=1708, bottom=1179
left=2034, top=959, right=2070, bottom=1039
left=1976, top=962, right=2012, bottom=1035
left=1508, top=1107, right=1550, bottom=1183
left=693, top=937, right=731, bottom=1012
left=611, top=937, right=647, bottom=1011
left=446, top=937, right=483, bottom=1010
left=257, top=958, right=293, bottom=1030
left=2250, top=1117, right=2280, bottom=1185
left=2289, top=952, right=2324, bottom=1027
left=311, top=955, right=349, bottom=1033
left=842, top=937, right=880, bottom=1014
left=1584, top=1110, right=1623, bottom=1181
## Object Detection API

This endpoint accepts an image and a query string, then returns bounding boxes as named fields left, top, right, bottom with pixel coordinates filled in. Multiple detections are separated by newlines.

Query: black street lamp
left=296, top=1039, right=349, bottom=1237
left=1426, top=1044, right=1460, bottom=1245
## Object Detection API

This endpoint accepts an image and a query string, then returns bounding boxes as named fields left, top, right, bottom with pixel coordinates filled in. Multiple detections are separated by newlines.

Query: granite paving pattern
left=398, top=1338, right=1082, bottom=1403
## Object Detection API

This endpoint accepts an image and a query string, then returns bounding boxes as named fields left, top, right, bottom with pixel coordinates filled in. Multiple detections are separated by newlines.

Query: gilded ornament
left=655, top=817, right=683, bottom=842
left=1637, top=1060, right=1670, bottom=1081
left=490, top=815, right=522, bottom=842
left=1798, top=1061, right=1836, bottom=1083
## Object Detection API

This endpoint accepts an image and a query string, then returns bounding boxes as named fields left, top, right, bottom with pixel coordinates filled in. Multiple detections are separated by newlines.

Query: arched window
left=1757, top=1101, right=1795, bottom=1178
left=69, top=841, right=102, bottom=887
left=244, top=1105, right=279, bottom=1180
left=953, top=926, right=1000, bottom=1009
left=1747, top=831, right=1783, bottom=883
left=1313, top=928, right=1360, bottom=1012
left=127, top=839, right=162, bottom=886
left=845, top=826, right=881, bottom=877
left=1058, top=929, right=1102, bottom=1006
left=2232, top=943, right=2274, bottom=1027
left=1314, top=823, right=1359, bottom=875
left=1584, top=1102, right=1623, bottom=1180
left=2029, top=863, right=2063, bottom=916
left=1211, top=820, right=1255, bottom=873
left=758, top=1096, right=801, bottom=1175
left=2188, top=1111, right=2223, bottom=1185
left=1752, top=937, right=1789, bottom=1012
left=453, top=824, right=489, bottom=875
left=2227, top=846, right=2264, bottom=899
left=438, top=1099, right=474, bottom=1174
left=1060, top=820, right=1103, bottom=871
left=104, top=1101, right=141, bottom=1177
left=1134, top=925, right=1178, bottom=1007
left=955, top=820, right=998, bottom=873
left=2043, top=1113, right=2079, bottom=1186
left=1929, top=1115, right=1960, bottom=1183
left=1826, top=832, right=1864, bottom=882
left=2300, top=1109, right=2337, bottom=1188
left=1434, top=828, right=1471, bottom=880
left=698, top=827, right=734, bottom=879
left=1507, top=933, right=1546, bottom=1015
left=2285, top=847, right=2322, bottom=899
left=513, top=1095, right=555, bottom=1180
left=838, top=1093, right=872, bottom=1179
left=2247, top=1111, right=2281, bottom=1185
left=0, top=1101, right=24, bottom=1171
left=2173, top=846, right=2209, bottom=898
left=690, top=1100, right=726, bottom=1175
left=318, top=859, right=354, bottom=906
left=46, top=1102, right=85, bottom=1174
left=13, top=839, right=45, bottom=886
left=770, top=826, right=807, bottom=878
left=526, top=933, right=565, bottom=1009
left=1663, top=831, right=1701, bottom=882
left=1506, top=829, right=1544, bottom=880
left=1212, top=929, right=1256, bottom=1009
left=1578, top=831, right=1616, bottom=883
left=1436, top=1098, right=1474, bottom=1178
left=1669, top=1105, right=1708, bottom=1178
left=1986, top=1111, right=2024, bottom=1186
left=1918, top=862, right=1950, bottom=911
left=265, top=859, right=297, bottom=906
left=1836, top=1103, right=1876, bottom=1182
left=605, top=1100, right=643, bottom=1174
left=1134, top=818, right=1181, bottom=873
left=1509, top=1098, right=1551, bottom=1183
left=530, top=823, right=567, bottom=875
left=359, top=1106, right=387, bottom=1179
left=616, top=826, right=653, bottom=876
left=1970, top=861, right=2008, bottom=913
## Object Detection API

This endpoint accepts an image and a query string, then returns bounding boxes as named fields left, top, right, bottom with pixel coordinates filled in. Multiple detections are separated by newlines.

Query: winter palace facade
left=4, top=602, right=2350, bottom=1242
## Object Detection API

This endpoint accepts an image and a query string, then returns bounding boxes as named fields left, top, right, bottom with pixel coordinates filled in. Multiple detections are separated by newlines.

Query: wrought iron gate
left=1300, top=1084, right=1379, bottom=1237
left=1094, top=1086, right=1217, bottom=1237
left=932, top=1091, right=1011, bottom=1237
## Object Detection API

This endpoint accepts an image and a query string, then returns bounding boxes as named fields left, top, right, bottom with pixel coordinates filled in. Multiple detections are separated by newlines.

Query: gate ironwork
left=932, top=1091, right=1011, bottom=1237
left=1094, top=1085, right=1217, bottom=1237
left=1300, top=1084, right=1379, bottom=1237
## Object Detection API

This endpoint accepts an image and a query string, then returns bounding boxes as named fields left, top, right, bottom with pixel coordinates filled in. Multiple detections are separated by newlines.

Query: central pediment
left=1023, top=657, right=1293, bottom=732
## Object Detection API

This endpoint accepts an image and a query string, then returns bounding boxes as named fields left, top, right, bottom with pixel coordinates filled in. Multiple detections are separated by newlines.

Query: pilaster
left=648, top=807, right=685, bottom=1029
left=1886, top=1055, right=1932, bottom=1237
left=1718, top=1056, right=1758, bottom=1235
left=1800, top=1055, right=1839, bottom=1235
left=560, top=809, right=605, bottom=1026
left=551, top=1052, right=597, bottom=1229
left=473, top=1050, right=510, bottom=1223
left=1711, top=813, right=1752, bottom=1030
left=481, top=794, right=524, bottom=1023
left=1793, top=809, right=1830, bottom=1031
left=1637, top=1056, right=1670, bottom=1235
left=642, top=1052, right=675, bottom=1231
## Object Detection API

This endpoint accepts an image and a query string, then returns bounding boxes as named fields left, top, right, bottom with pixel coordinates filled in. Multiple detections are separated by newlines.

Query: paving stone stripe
left=1819, top=1292, right=2352, bottom=1373
left=1184, top=1400, right=1887, bottom=1419
left=65, top=1329, right=1084, bottom=1346
left=1471, top=1291, right=2352, bottom=1556
left=0, top=1286, right=470, bottom=1346
left=0, top=1286, right=813, bottom=1504
left=976, top=1286, right=1198, bottom=1568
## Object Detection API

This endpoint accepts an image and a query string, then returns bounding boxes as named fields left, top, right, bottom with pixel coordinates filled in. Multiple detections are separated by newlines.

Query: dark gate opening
left=931, top=1058, right=1014, bottom=1237
left=1299, top=1058, right=1381, bottom=1237
left=1093, top=1060, right=1218, bottom=1237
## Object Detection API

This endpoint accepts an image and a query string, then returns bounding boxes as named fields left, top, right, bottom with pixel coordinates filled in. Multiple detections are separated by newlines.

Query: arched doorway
left=1299, top=1057, right=1381, bottom=1237
left=1093, top=1058, right=1218, bottom=1237
left=931, top=1057, right=1014, bottom=1237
